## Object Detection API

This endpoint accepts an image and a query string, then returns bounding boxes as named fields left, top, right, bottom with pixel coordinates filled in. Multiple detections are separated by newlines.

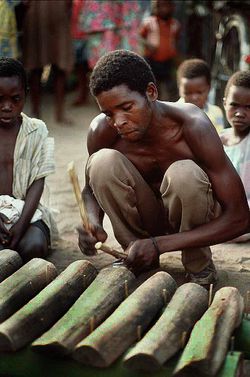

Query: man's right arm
left=78, top=171, right=107, bottom=255
left=78, top=114, right=117, bottom=255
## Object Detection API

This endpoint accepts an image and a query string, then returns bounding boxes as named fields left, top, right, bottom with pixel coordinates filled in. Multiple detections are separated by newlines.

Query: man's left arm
left=125, top=108, right=249, bottom=273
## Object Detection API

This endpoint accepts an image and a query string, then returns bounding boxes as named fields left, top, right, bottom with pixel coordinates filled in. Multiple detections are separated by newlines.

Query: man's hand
left=77, top=223, right=107, bottom=255
left=0, top=213, right=11, bottom=246
left=125, top=238, right=159, bottom=275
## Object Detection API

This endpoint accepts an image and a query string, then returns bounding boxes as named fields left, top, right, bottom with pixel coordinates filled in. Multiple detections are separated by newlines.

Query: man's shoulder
left=88, top=113, right=117, bottom=155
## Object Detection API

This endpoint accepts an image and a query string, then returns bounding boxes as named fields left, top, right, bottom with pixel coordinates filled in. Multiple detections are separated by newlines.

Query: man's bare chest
left=113, top=138, right=195, bottom=185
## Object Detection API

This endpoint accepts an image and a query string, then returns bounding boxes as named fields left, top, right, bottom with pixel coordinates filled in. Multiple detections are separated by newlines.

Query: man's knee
left=87, top=148, right=129, bottom=186
left=161, top=160, right=210, bottom=196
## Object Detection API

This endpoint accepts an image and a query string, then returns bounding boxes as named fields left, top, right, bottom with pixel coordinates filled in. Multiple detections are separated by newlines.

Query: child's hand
left=0, top=214, right=10, bottom=246
left=8, top=222, right=24, bottom=250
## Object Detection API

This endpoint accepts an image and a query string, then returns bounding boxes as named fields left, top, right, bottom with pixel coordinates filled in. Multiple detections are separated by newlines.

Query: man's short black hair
left=89, top=49, right=156, bottom=97
left=177, top=58, right=211, bottom=86
left=224, top=70, right=250, bottom=98
left=0, top=57, right=28, bottom=94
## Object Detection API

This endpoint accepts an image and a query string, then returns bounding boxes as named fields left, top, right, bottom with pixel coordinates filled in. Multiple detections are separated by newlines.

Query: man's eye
left=13, top=96, right=21, bottom=102
left=123, top=105, right=132, bottom=111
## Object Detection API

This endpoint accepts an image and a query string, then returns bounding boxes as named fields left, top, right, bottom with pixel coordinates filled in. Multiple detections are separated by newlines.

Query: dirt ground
left=24, top=90, right=250, bottom=299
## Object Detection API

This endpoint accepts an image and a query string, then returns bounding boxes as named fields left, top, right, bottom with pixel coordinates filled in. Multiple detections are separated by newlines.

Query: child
left=0, top=57, right=57, bottom=261
left=139, top=0, right=181, bottom=100
left=220, top=70, right=250, bottom=242
left=177, top=58, right=225, bottom=133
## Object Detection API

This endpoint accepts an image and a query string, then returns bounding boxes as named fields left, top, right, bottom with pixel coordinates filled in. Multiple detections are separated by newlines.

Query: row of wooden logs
left=0, top=248, right=246, bottom=376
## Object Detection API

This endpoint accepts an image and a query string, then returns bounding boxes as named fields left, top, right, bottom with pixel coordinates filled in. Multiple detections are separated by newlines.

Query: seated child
left=177, top=58, right=224, bottom=133
left=220, top=70, right=250, bottom=242
left=0, top=57, right=57, bottom=261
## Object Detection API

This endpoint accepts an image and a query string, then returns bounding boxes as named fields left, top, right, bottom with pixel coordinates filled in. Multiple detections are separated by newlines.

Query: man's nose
left=1, top=101, right=12, bottom=111
left=113, top=116, right=127, bottom=128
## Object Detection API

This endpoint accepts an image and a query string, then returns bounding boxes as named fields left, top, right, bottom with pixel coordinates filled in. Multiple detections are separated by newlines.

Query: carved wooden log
left=0, top=258, right=57, bottom=323
left=123, top=282, right=208, bottom=371
left=0, top=249, right=23, bottom=283
left=31, top=266, right=135, bottom=355
left=0, top=260, right=97, bottom=351
left=72, top=271, right=177, bottom=367
left=173, top=287, right=244, bottom=377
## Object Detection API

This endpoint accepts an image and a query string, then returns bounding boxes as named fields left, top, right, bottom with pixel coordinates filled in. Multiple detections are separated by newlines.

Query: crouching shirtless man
left=78, top=50, right=249, bottom=286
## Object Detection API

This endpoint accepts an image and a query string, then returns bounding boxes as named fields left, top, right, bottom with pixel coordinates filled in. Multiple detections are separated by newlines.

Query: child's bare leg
left=17, top=225, right=49, bottom=262
left=29, top=68, right=42, bottom=118
left=54, top=66, right=72, bottom=125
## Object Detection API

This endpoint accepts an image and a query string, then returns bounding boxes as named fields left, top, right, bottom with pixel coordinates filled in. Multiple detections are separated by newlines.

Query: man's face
left=224, top=85, right=250, bottom=137
left=179, top=76, right=210, bottom=109
left=95, top=84, right=154, bottom=142
left=0, top=75, right=25, bottom=128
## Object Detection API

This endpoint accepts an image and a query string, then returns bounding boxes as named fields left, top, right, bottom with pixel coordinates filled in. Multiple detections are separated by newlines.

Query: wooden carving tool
left=67, top=161, right=126, bottom=260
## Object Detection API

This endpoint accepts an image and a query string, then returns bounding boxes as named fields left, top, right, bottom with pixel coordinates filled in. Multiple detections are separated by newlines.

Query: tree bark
left=0, top=258, right=57, bottom=323
left=72, top=271, right=177, bottom=367
left=31, top=266, right=135, bottom=355
left=173, top=287, right=244, bottom=377
left=0, top=249, right=23, bottom=283
left=0, top=260, right=97, bottom=351
left=124, top=282, right=208, bottom=371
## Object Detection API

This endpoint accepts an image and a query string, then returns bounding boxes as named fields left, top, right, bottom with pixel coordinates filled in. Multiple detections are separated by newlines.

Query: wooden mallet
left=67, top=161, right=126, bottom=260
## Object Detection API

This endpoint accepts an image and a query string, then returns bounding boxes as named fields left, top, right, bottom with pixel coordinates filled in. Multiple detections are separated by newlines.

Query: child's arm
left=8, top=178, right=45, bottom=249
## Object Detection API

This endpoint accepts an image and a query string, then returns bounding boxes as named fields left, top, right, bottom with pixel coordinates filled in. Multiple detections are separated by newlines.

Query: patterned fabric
left=220, top=129, right=250, bottom=207
left=0, top=0, right=19, bottom=58
left=12, top=113, right=58, bottom=240
left=77, top=0, right=142, bottom=69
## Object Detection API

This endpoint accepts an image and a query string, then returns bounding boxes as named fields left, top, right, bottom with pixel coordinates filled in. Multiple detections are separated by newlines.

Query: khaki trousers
left=87, top=149, right=215, bottom=273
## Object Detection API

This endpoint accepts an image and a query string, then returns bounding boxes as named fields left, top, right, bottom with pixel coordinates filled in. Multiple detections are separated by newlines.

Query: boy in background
left=177, top=58, right=225, bottom=133
left=139, top=0, right=181, bottom=100
left=0, top=57, right=57, bottom=261
left=220, top=70, right=250, bottom=242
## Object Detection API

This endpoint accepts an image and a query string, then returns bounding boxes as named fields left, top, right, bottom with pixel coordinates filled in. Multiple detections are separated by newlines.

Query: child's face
left=0, top=75, right=25, bottom=128
left=155, top=0, right=173, bottom=19
left=178, top=76, right=210, bottom=109
left=224, top=85, right=250, bottom=136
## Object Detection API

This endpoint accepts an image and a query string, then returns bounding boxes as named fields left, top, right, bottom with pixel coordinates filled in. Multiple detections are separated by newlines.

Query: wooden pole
left=173, top=287, right=244, bottom=377
left=32, top=267, right=135, bottom=355
left=72, top=271, right=177, bottom=367
left=0, top=249, right=22, bottom=283
left=0, top=260, right=97, bottom=351
left=123, top=283, right=208, bottom=372
left=0, top=258, right=57, bottom=323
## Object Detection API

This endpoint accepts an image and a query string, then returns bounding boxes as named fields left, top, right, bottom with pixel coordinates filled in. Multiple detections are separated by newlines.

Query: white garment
left=11, top=113, right=58, bottom=242
left=0, top=195, right=42, bottom=230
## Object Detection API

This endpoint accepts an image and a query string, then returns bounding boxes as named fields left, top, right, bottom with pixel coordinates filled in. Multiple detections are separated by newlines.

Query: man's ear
left=223, top=97, right=226, bottom=108
left=146, top=82, right=158, bottom=102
